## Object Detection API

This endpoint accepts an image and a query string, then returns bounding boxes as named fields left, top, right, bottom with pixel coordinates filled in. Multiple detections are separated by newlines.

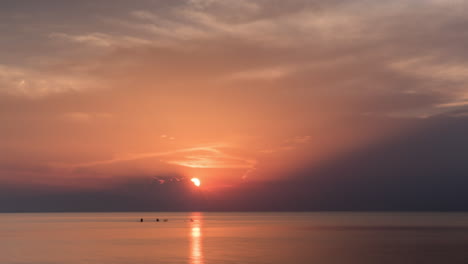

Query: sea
left=1, top=212, right=468, bottom=264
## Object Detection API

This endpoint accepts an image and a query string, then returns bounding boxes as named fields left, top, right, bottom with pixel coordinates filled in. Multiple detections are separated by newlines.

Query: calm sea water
left=1, top=212, right=468, bottom=264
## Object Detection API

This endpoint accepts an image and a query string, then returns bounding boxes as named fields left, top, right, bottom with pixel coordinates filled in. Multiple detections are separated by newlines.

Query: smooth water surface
left=1, top=212, right=468, bottom=264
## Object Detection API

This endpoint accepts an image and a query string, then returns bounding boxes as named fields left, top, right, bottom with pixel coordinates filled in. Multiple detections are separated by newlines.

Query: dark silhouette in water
left=140, top=218, right=143, bottom=222
left=156, top=218, right=159, bottom=222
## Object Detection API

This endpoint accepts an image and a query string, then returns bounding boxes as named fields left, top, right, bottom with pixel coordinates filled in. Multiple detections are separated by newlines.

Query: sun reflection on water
left=190, top=212, right=203, bottom=264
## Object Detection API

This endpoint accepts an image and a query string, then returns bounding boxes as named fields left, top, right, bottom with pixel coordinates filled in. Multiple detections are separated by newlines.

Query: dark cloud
left=207, top=112, right=468, bottom=211
left=0, top=175, right=197, bottom=212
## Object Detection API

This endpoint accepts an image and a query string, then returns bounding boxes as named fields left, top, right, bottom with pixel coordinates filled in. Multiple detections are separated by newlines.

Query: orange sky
left=1, top=0, right=468, bottom=194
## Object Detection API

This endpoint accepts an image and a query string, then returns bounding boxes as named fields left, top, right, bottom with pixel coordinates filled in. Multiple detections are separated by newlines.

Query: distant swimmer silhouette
left=140, top=218, right=144, bottom=222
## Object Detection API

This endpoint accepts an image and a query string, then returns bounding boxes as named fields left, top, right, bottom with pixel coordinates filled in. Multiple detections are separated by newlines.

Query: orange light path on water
left=190, top=212, right=203, bottom=264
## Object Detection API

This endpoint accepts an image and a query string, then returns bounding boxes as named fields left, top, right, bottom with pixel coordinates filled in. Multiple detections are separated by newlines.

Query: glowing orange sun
left=191, top=178, right=201, bottom=187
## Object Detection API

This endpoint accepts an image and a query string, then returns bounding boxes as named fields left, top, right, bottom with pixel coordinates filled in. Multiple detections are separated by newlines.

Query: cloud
left=288, top=136, right=311, bottom=144
left=6, top=0, right=468, bottom=113
left=227, top=66, right=294, bottom=81
left=436, top=101, right=468, bottom=108
left=165, top=149, right=257, bottom=169
left=60, top=112, right=113, bottom=122
left=53, top=144, right=255, bottom=173
left=0, top=64, right=97, bottom=97
left=50, top=32, right=152, bottom=48
left=260, top=136, right=312, bottom=154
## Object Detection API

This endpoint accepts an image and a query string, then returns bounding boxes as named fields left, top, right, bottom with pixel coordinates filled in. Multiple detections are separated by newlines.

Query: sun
left=191, top=178, right=201, bottom=187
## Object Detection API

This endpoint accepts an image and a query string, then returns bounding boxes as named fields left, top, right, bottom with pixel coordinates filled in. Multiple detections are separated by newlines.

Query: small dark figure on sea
left=140, top=218, right=144, bottom=222
left=156, top=218, right=159, bottom=222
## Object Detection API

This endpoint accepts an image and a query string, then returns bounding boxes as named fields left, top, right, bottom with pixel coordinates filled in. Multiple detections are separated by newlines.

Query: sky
left=1, top=0, right=468, bottom=211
